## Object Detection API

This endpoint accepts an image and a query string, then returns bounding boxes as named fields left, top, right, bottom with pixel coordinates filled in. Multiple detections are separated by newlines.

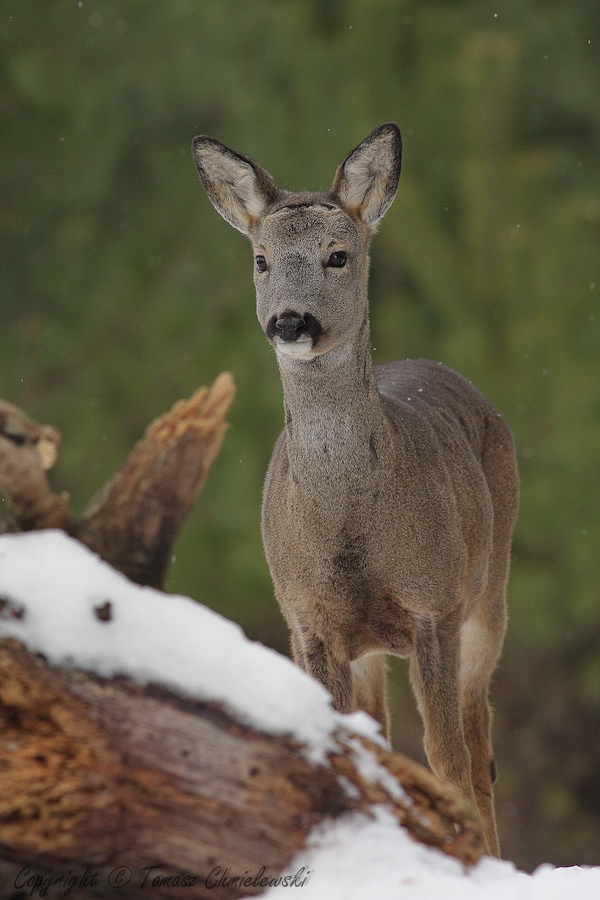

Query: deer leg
left=409, top=614, right=478, bottom=829
left=459, top=608, right=506, bottom=858
left=462, top=685, right=499, bottom=857
left=295, top=630, right=354, bottom=713
left=289, top=627, right=305, bottom=667
left=351, top=654, right=390, bottom=740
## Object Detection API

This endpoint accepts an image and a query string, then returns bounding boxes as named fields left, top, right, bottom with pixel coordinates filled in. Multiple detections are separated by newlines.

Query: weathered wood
left=0, top=399, right=73, bottom=532
left=75, top=373, right=235, bottom=588
left=0, top=374, right=235, bottom=589
left=0, top=638, right=484, bottom=899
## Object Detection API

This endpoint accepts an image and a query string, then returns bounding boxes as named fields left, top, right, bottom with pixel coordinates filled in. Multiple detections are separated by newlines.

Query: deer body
left=193, top=125, right=519, bottom=857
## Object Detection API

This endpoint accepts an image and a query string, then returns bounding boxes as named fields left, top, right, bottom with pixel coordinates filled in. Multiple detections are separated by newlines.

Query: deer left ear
left=192, top=136, right=281, bottom=235
left=331, top=123, right=402, bottom=228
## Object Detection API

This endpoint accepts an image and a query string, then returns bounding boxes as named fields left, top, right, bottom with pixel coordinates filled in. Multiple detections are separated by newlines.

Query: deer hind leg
left=291, top=625, right=389, bottom=736
left=459, top=591, right=507, bottom=858
left=463, top=418, right=517, bottom=857
left=291, top=627, right=354, bottom=713
left=351, top=654, right=390, bottom=740
left=461, top=678, right=499, bottom=857
left=409, top=612, right=480, bottom=834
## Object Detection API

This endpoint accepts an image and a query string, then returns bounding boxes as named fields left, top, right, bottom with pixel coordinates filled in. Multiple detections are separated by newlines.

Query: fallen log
left=0, top=633, right=483, bottom=900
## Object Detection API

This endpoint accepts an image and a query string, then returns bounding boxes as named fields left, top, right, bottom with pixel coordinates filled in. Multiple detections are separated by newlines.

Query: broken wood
left=75, top=373, right=235, bottom=587
left=0, top=374, right=235, bottom=588
left=0, top=638, right=484, bottom=899
left=0, top=399, right=72, bottom=533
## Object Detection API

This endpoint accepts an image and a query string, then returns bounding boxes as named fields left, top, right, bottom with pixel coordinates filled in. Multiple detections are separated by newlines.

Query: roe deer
left=192, top=123, right=519, bottom=856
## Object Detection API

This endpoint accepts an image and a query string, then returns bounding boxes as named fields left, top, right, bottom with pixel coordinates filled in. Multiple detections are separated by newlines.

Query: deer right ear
left=331, top=123, right=402, bottom=229
left=192, top=137, right=280, bottom=235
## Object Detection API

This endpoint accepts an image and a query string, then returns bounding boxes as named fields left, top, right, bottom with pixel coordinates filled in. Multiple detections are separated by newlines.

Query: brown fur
left=192, top=124, right=519, bottom=857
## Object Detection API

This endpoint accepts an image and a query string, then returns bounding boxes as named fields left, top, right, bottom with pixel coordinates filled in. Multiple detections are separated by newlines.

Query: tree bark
left=0, top=374, right=235, bottom=589
left=0, top=638, right=483, bottom=899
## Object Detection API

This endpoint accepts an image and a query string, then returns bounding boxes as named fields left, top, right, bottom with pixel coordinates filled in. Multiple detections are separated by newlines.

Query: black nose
left=267, top=311, right=322, bottom=343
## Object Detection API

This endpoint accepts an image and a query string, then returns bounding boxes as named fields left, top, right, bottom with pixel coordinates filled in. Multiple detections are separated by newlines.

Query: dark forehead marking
left=266, top=200, right=338, bottom=217
left=283, top=201, right=336, bottom=210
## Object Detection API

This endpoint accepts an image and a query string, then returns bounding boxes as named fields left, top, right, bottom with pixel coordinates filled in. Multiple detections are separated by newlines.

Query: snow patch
left=263, top=807, right=600, bottom=899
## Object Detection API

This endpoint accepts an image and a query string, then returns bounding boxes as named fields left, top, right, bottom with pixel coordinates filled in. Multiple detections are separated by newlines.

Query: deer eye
left=327, top=251, right=347, bottom=268
left=255, top=255, right=268, bottom=273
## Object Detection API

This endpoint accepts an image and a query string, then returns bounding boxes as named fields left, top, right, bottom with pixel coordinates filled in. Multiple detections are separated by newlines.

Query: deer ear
left=331, top=123, right=402, bottom=228
left=192, top=137, right=281, bottom=234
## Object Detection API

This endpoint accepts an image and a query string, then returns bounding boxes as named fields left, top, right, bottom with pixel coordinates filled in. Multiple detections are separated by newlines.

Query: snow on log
left=0, top=533, right=484, bottom=898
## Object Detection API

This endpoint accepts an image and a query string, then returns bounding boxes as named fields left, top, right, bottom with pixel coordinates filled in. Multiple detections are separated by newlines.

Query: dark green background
left=1, top=0, right=598, bottom=871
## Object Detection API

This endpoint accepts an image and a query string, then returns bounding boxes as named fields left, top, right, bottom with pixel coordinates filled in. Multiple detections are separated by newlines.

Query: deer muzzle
left=267, top=311, right=323, bottom=344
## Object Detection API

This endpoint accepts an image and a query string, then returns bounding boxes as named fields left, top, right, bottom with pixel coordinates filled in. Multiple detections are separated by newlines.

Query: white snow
left=264, top=807, right=600, bottom=899
left=1, top=529, right=599, bottom=898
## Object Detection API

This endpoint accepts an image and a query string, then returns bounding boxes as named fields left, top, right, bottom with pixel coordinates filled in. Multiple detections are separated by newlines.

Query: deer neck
left=275, top=317, right=392, bottom=486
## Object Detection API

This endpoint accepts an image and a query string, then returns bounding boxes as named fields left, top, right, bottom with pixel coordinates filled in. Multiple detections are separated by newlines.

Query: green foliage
left=1, top=0, right=598, bottom=871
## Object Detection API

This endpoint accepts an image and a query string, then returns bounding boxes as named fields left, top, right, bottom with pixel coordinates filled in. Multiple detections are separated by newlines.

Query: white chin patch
left=275, top=338, right=315, bottom=360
